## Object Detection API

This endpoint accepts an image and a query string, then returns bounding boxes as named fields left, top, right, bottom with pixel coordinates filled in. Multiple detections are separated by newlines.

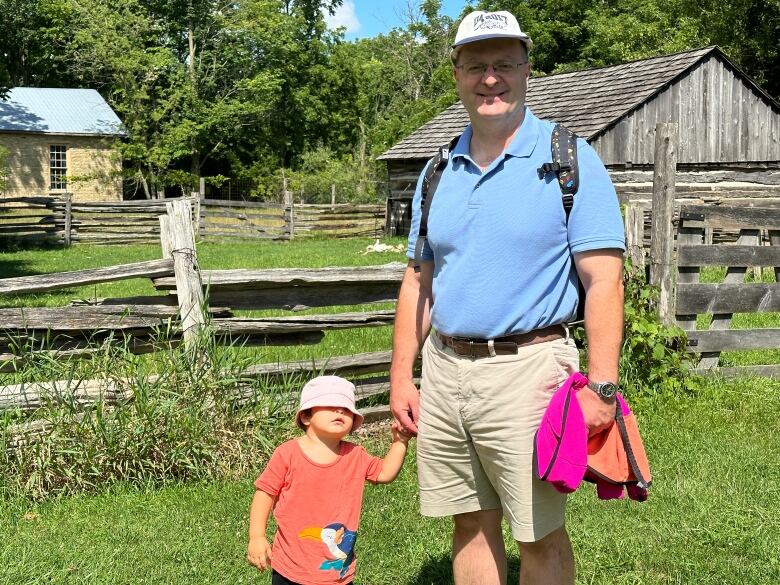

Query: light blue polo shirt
left=406, top=108, right=626, bottom=338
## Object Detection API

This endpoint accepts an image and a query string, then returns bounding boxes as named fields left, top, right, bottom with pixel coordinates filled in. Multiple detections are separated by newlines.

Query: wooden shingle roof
left=379, top=46, right=717, bottom=160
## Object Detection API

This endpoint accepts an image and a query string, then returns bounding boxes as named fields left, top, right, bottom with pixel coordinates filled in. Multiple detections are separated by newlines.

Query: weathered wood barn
left=0, top=88, right=125, bottom=201
left=379, top=46, right=780, bottom=235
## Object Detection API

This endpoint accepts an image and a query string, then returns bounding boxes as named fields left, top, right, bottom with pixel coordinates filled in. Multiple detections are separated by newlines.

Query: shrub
left=0, top=328, right=301, bottom=501
left=575, top=258, right=699, bottom=397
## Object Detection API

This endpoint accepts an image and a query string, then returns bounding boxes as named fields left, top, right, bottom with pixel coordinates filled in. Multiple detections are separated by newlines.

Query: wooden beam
left=242, top=350, right=418, bottom=379
left=649, top=122, right=678, bottom=327
left=686, top=328, right=780, bottom=352
left=677, top=283, right=780, bottom=313
left=207, top=284, right=398, bottom=310
left=679, top=204, right=780, bottom=231
left=152, top=263, right=406, bottom=291
left=690, top=364, right=780, bottom=378
left=0, top=259, right=174, bottom=295
left=0, top=305, right=179, bottom=329
left=677, top=245, right=780, bottom=267
left=162, top=200, right=206, bottom=346
left=211, top=310, right=395, bottom=335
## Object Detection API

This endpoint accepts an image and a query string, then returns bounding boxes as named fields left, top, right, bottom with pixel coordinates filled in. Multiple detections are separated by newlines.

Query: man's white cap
left=452, top=10, right=533, bottom=52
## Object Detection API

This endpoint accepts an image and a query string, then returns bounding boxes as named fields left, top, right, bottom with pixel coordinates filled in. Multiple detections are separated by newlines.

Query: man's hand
left=390, top=378, right=420, bottom=436
left=577, top=388, right=617, bottom=436
left=247, top=537, right=273, bottom=571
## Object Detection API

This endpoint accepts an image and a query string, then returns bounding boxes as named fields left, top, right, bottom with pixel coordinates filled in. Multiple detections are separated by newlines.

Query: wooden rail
left=0, top=196, right=385, bottom=245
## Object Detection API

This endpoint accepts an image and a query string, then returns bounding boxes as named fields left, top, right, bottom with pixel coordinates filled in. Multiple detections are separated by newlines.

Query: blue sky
left=323, top=1, right=472, bottom=40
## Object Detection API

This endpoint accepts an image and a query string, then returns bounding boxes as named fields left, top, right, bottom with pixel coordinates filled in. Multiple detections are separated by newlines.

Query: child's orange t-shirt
left=255, top=439, right=383, bottom=585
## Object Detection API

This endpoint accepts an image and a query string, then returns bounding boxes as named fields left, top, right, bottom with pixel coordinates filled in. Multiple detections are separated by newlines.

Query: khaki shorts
left=417, top=332, right=580, bottom=542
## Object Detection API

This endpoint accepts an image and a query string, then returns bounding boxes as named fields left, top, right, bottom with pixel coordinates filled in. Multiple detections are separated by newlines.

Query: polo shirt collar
left=451, top=107, right=541, bottom=165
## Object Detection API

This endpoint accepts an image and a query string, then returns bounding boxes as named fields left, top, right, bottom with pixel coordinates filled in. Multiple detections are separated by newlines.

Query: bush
left=0, top=328, right=301, bottom=501
left=575, top=258, right=699, bottom=397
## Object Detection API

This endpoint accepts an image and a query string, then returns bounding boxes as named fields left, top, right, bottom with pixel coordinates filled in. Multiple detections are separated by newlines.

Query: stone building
left=0, top=88, right=125, bottom=201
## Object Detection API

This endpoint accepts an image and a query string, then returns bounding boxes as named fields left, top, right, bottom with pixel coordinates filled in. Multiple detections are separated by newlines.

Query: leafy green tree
left=476, top=0, right=778, bottom=98
left=0, top=0, right=77, bottom=87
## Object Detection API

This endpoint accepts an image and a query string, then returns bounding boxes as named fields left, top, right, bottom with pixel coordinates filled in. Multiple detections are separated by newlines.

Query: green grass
left=1, top=241, right=780, bottom=582
left=2, top=376, right=778, bottom=584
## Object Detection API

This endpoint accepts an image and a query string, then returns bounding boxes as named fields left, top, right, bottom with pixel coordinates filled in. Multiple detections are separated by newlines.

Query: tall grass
left=0, top=326, right=303, bottom=501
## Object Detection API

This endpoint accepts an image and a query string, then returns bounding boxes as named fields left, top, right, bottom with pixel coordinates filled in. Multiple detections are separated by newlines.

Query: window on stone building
left=49, top=145, right=67, bottom=191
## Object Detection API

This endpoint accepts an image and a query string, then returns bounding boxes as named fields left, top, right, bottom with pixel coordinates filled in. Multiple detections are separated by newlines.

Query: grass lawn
left=1, top=240, right=780, bottom=583
left=1, top=377, right=778, bottom=584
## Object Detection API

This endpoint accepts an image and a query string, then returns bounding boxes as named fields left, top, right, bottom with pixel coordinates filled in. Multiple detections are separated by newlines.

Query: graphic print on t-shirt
left=298, top=522, right=357, bottom=579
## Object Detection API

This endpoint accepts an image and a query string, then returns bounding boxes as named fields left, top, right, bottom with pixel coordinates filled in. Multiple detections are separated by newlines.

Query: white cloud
left=323, top=0, right=361, bottom=35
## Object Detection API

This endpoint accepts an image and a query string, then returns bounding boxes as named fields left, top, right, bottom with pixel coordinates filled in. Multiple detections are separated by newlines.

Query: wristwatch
left=587, top=380, right=618, bottom=401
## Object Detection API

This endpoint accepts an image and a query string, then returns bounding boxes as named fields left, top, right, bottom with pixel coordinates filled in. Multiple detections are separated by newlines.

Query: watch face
left=599, top=382, right=618, bottom=398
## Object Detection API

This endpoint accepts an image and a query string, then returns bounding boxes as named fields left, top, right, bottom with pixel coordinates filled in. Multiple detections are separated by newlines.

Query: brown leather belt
left=436, top=325, right=565, bottom=358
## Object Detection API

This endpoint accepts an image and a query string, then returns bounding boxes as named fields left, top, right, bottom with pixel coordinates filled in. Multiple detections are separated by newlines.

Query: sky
left=323, top=0, right=471, bottom=41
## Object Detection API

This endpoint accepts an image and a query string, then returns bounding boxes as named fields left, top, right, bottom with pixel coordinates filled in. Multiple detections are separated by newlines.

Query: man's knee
left=517, top=525, right=571, bottom=558
left=453, top=508, right=503, bottom=538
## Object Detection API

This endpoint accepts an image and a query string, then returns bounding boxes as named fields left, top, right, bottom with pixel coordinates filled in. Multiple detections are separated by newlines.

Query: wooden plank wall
left=594, top=56, right=780, bottom=166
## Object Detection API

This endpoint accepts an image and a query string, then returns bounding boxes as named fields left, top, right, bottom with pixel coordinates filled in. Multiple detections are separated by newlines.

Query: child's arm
left=246, top=490, right=275, bottom=571
left=375, top=422, right=412, bottom=484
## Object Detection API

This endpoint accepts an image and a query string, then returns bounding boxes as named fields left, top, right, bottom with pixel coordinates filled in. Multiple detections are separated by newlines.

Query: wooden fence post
left=331, top=184, right=336, bottom=208
left=63, top=192, right=73, bottom=247
left=189, top=194, right=201, bottom=240
left=624, top=203, right=645, bottom=273
left=159, top=199, right=206, bottom=346
left=283, top=177, right=294, bottom=240
left=649, top=122, right=678, bottom=327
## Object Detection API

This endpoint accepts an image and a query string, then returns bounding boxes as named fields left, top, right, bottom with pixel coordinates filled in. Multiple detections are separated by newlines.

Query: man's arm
left=389, top=260, right=434, bottom=435
left=573, top=249, right=624, bottom=433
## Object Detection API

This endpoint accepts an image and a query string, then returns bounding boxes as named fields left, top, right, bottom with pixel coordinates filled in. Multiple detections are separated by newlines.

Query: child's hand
left=247, top=537, right=273, bottom=571
left=391, top=420, right=412, bottom=445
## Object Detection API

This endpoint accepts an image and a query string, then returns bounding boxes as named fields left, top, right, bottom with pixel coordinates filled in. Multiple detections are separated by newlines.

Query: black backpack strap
left=537, top=124, right=584, bottom=322
left=537, top=123, right=579, bottom=221
left=413, top=135, right=460, bottom=272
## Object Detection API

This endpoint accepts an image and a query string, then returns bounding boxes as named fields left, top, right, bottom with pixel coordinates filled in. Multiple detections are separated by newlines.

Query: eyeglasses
left=455, top=60, right=528, bottom=78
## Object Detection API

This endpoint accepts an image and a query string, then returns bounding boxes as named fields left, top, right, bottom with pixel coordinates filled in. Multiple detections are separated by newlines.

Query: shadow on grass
left=404, top=554, right=520, bottom=585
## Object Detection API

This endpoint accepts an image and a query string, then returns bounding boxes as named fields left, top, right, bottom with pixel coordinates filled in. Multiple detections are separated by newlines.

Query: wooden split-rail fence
left=0, top=195, right=386, bottom=245
left=3, top=123, right=780, bottom=447
left=0, top=199, right=408, bottom=445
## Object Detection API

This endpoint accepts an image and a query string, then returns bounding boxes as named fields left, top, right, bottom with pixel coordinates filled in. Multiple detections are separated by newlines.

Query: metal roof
left=0, top=87, right=126, bottom=136
left=379, top=46, right=723, bottom=160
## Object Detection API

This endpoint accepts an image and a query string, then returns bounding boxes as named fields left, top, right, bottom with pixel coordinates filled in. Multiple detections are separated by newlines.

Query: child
left=246, top=375, right=411, bottom=585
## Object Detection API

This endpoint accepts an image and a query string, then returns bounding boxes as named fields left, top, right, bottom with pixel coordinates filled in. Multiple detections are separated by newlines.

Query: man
left=389, top=10, right=626, bottom=585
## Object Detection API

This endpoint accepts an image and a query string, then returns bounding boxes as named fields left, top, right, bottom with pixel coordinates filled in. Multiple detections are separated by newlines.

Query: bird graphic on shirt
left=298, top=522, right=357, bottom=578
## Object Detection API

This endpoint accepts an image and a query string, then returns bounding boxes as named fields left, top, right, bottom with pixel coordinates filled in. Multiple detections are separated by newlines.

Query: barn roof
left=0, top=88, right=125, bottom=137
left=379, top=46, right=776, bottom=161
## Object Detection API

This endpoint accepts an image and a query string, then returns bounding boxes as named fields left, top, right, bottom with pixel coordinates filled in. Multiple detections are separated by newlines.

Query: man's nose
left=481, top=67, right=500, bottom=83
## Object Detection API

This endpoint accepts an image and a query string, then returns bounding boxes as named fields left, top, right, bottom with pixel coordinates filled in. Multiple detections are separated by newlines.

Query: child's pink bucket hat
left=295, top=376, right=365, bottom=432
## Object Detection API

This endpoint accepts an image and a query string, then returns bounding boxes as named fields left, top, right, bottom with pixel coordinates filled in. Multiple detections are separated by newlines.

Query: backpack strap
left=537, top=123, right=580, bottom=221
left=413, top=135, right=460, bottom=272
left=538, top=124, right=585, bottom=323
